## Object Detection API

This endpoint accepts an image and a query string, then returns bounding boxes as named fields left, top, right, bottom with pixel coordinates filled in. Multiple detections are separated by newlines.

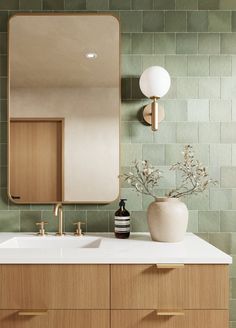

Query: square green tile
left=163, top=99, right=188, bottom=122
left=121, top=33, right=131, bottom=54
left=110, top=0, right=131, bottom=9
left=0, top=55, right=7, bottom=77
left=120, top=188, right=142, bottom=211
left=98, top=199, right=119, bottom=210
left=143, top=11, right=164, bottom=32
left=199, top=123, right=220, bottom=143
left=132, top=0, right=153, bottom=9
left=199, top=211, right=220, bottom=232
left=154, top=122, right=176, bottom=144
left=176, top=0, right=197, bottom=10
left=76, top=204, right=98, bottom=210
left=154, top=33, right=176, bottom=54
left=176, top=122, right=198, bottom=143
left=121, top=77, right=131, bottom=100
left=19, top=0, right=42, bottom=9
left=142, top=144, right=165, bottom=165
left=154, top=0, right=175, bottom=10
left=188, top=99, right=209, bottom=122
left=210, top=189, right=232, bottom=210
left=198, top=33, right=220, bottom=54
left=176, top=33, right=197, bottom=54
left=188, top=55, right=209, bottom=76
left=0, top=12, right=8, bottom=33
left=121, top=55, right=142, bottom=76
left=199, top=77, right=220, bottom=99
left=164, top=77, right=177, bottom=99
left=0, top=144, right=7, bottom=167
left=0, top=33, right=7, bottom=55
left=220, top=0, right=236, bottom=9
left=231, top=11, right=236, bottom=32
left=86, top=0, right=109, bottom=10
left=210, top=144, right=231, bottom=166
left=221, top=77, right=236, bottom=99
left=198, top=0, right=219, bottom=9
left=65, top=210, right=86, bottom=232
left=131, top=122, right=153, bottom=143
left=132, top=33, right=153, bottom=54
left=121, top=122, right=131, bottom=143
left=120, top=11, right=142, bottom=32
left=221, top=122, right=236, bottom=143
left=0, top=0, right=19, bottom=10
left=20, top=211, right=42, bottom=232
left=158, top=166, right=176, bottom=189
left=187, top=191, right=210, bottom=210
left=121, top=100, right=141, bottom=121
left=221, top=167, right=236, bottom=188
left=210, top=55, right=232, bottom=76
left=208, top=11, right=231, bottom=32
left=231, top=300, right=236, bottom=321
left=0, top=77, right=7, bottom=99
left=220, top=211, right=236, bottom=232
left=187, top=210, right=198, bottom=232
left=0, top=188, right=8, bottom=210
left=232, top=145, right=236, bottom=166
left=121, top=144, right=142, bottom=166
left=221, top=34, right=236, bottom=54
left=165, top=55, right=187, bottom=76
left=165, top=11, right=186, bottom=32
left=0, top=122, right=7, bottom=143
left=87, top=211, right=109, bottom=232
left=43, top=0, right=64, bottom=9
left=165, top=144, right=184, bottom=165
left=130, top=211, right=149, bottom=232
left=65, top=0, right=86, bottom=9
left=209, top=232, right=231, bottom=254
left=187, top=11, right=208, bottom=32
left=0, top=210, right=19, bottom=232
left=41, top=210, right=63, bottom=232
left=177, top=77, right=198, bottom=98
left=142, top=55, right=165, bottom=70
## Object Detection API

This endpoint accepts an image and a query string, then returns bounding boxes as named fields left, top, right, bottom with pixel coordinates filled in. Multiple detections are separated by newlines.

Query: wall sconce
left=139, top=66, right=171, bottom=131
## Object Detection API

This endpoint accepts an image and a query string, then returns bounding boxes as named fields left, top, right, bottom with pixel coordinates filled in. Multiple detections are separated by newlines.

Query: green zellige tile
left=65, top=211, right=86, bottom=232
left=0, top=122, right=7, bottom=143
left=198, top=33, right=220, bottom=54
left=121, top=100, right=141, bottom=121
left=121, top=33, right=131, bottom=54
left=210, top=99, right=231, bottom=122
left=0, top=34, right=7, bottom=55
left=0, top=211, right=19, bottom=232
left=0, top=188, right=8, bottom=210
left=188, top=55, right=209, bottom=76
left=142, top=55, right=164, bottom=70
left=165, top=11, right=187, bottom=32
left=20, top=0, right=42, bottom=9
left=199, top=78, right=220, bottom=99
left=132, top=0, right=153, bottom=10
left=176, top=33, right=197, bottom=54
left=0, top=12, right=8, bottom=33
left=120, top=11, right=142, bottom=32
left=158, top=166, right=176, bottom=189
left=232, top=11, right=236, bottom=32
left=220, top=211, right=236, bottom=232
left=120, top=188, right=142, bottom=211
left=121, top=78, right=131, bottom=100
left=121, top=122, right=131, bottom=143
left=0, top=144, right=7, bottom=167
left=0, top=56, right=7, bottom=77
left=221, top=122, right=236, bottom=143
left=154, top=122, right=177, bottom=144
left=65, top=0, right=86, bottom=9
left=187, top=192, right=209, bottom=211
left=43, top=0, right=64, bottom=10
left=176, top=0, right=198, bottom=10
left=0, top=0, right=19, bottom=10
left=210, top=55, right=232, bottom=76
left=188, top=99, right=209, bottom=122
left=131, top=122, right=153, bottom=143
left=121, top=144, right=142, bottom=166
left=86, top=0, right=109, bottom=10
left=209, top=233, right=231, bottom=254
left=198, top=0, right=219, bottom=10
left=199, top=211, right=220, bottom=232
left=143, top=11, right=164, bottom=32
left=176, top=122, right=198, bottom=143
left=131, top=211, right=149, bottom=232
left=154, top=0, right=175, bottom=10
left=210, top=144, right=231, bottom=166
left=220, top=0, right=236, bottom=9
left=142, top=144, right=165, bottom=165
left=110, top=0, right=131, bottom=9
left=221, top=167, right=236, bottom=188
left=210, top=189, right=232, bottom=210
left=163, top=99, right=188, bottom=122
left=165, top=55, right=187, bottom=76
left=87, top=211, right=109, bottom=232
left=199, top=123, right=220, bottom=143
left=121, top=55, right=142, bottom=76
left=132, top=33, right=153, bottom=54
left=208, top=11, right=231, bottom=33
left=155, top=33, right=176, bottom=54
left=177, top=77, right=198, bottom=98
left=187, top=11, right=208, bottom=32
left=221, top=34, right=236, bottom=54
left=20, top=211, right=42, bottom=232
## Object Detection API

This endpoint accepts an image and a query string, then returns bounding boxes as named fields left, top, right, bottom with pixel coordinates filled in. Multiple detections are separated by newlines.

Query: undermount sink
left=0, top=236, right=102, bottom=249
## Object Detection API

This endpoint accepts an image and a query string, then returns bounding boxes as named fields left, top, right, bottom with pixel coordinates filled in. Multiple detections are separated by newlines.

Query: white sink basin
left=0, top=236, right=101, bottom=249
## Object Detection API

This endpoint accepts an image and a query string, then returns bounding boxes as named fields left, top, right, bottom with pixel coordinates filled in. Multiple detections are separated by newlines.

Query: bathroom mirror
left=8, top=14, right=120, bottom=204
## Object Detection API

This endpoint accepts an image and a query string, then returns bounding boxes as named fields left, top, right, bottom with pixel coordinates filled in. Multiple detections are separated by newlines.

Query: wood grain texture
left=10, top=120, right=63, bottom=203
left=111, top=264, right=229, bottom=309
left=111, top=310, right=229, bottom=328
left=0, top=265, right=109, bottom=309
left=0, top=310, right=109, bottom=328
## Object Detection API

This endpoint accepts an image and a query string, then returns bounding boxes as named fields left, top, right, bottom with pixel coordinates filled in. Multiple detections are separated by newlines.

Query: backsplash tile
left=0, top=1, right=236, bottom=323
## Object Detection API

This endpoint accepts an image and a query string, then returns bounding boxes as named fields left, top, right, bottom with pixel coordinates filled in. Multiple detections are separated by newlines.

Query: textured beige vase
left=147, top=197, right=188, bottom=242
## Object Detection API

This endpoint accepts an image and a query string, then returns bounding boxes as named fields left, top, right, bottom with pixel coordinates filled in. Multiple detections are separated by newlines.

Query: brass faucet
left=54, top=203, right=65, bottom=236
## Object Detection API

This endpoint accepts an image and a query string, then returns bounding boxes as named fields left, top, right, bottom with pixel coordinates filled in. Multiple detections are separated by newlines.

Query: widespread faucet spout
left=54, top=203, right=64, bottom=236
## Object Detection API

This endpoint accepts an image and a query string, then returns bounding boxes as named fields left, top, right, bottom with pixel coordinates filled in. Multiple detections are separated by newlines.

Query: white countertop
left=0, top=232, right=232, bottom=264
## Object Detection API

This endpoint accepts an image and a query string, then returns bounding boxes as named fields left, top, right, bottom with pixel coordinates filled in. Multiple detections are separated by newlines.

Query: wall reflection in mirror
left=8, top=14, right=120, bottom=204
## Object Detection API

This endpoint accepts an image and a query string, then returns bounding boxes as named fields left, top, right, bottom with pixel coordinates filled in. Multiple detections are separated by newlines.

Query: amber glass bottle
left=114, top=199, right=130, bottom=239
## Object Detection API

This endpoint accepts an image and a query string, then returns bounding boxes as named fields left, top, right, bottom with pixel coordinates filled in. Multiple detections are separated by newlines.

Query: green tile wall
left=0, top=0, right=236, bottom=324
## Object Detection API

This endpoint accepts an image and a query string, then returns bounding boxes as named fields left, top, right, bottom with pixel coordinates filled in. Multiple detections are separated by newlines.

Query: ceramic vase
left=147, top=197, right=188, bottom=242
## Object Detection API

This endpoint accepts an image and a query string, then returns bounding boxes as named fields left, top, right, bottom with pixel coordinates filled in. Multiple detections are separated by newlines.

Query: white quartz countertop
left=0, top=232, right=232, bottom=264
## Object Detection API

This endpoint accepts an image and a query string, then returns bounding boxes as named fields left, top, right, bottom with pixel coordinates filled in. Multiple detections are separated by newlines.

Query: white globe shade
left=139, top=66, right=171, bottom=98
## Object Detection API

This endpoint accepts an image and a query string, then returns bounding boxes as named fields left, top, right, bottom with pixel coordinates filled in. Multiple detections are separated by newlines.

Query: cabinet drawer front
left=0, top=310, right=109, bottom=328
left=0, top=265, right=109, bottom=309
left=111, top=265, right=228, bottom=309
left=111, top=265, right=184, bottom=309
left=111, top=310, right=228, bottom=328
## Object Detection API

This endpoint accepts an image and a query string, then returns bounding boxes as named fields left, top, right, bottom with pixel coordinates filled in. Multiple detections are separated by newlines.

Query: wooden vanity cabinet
left=0, top=264, right=229, bottom=328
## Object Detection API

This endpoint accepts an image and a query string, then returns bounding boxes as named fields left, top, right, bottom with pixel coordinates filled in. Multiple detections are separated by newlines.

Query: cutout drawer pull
left=156, top=310, right=185, bottom=316
left=18, top=310, right=48, bottom=316
left=156, top=264, right=184, bottom=269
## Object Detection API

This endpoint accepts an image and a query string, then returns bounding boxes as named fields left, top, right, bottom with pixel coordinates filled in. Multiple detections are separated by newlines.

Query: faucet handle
left=73, top=221, right=85, bottom=236
left=36, top=221, right=48, bottom=236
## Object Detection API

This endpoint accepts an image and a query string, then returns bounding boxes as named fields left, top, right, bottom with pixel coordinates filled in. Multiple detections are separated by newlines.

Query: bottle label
left=115, top=216, right=130, bottom=233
